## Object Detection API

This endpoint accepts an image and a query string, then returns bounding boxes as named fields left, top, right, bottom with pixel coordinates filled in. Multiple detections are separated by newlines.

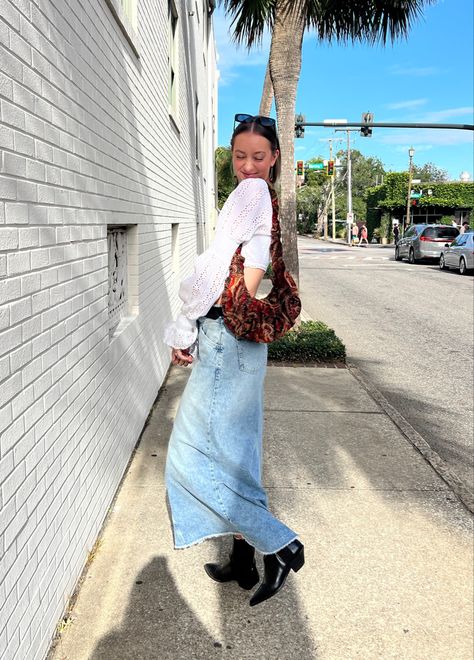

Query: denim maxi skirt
left=165, top=316, right=298, bottom=554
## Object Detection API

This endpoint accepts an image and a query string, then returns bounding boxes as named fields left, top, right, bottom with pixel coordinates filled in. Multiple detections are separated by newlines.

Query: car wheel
left=395, top=246, right=402, bottom=261
left=459, top=257, right=467, bottom=275
left=408, top=248, right=416, bottom=264
left=439, top=254, right=446, bottom=270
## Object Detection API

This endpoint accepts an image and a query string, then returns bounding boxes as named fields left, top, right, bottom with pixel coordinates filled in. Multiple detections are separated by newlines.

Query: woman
left=359, top=224, right=368, bottom=246
left=164, top=114, right=304, bottom=607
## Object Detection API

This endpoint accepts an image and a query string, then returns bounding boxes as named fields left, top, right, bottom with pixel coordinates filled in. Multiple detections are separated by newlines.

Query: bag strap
left=233, top=184, right=283, bottom=266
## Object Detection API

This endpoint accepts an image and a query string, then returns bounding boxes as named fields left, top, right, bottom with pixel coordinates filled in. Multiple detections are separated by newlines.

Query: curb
left=347, top=362, right=474, bottom=514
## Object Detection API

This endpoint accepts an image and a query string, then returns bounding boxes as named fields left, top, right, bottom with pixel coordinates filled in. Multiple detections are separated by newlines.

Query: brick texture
left=0, top=0, right=217, bottom=657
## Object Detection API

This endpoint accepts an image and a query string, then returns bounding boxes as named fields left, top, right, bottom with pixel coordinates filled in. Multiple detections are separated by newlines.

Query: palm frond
left=306, top=0, right=436, bottom=45
left=219, top=0, right=276, bottom=48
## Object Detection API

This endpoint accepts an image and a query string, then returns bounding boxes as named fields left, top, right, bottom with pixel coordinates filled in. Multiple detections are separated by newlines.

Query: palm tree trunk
left=259, top=61, right=273, bottom=116
left=269, top=0, right=306, bottom=281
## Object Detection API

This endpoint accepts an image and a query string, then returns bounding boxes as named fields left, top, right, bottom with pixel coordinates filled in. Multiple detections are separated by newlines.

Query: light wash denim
left=165, top=316, right=298, bottom=554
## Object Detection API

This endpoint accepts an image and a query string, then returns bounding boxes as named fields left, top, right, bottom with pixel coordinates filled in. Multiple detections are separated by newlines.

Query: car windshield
left=423, top=226, right=459, bottom=239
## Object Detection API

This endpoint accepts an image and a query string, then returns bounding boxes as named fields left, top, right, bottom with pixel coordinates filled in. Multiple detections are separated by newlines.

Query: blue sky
left=214, top=1, right=474, bottom=180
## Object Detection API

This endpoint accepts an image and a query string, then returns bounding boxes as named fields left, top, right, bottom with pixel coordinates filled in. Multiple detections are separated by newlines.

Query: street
left=299, top=236, right=474, bottom=494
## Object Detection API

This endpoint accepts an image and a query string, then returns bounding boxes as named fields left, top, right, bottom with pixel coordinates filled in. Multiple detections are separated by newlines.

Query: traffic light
left=360, top=111, right=373, bottom=137
left=296, top=160, right=304, bottom=176
left=326, top=160, right=335, bottom=176
left=411, top=199, right=417, bottom=207
left=295, top=114, right=305, bottom=138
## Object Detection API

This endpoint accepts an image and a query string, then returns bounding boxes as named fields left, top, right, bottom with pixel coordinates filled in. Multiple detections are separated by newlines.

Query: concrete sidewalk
left=48, top=366, right=473, bottom=660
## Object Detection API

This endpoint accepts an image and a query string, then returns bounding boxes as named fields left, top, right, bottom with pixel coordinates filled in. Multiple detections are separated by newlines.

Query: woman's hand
left=171, top=347, right=193, bottom=367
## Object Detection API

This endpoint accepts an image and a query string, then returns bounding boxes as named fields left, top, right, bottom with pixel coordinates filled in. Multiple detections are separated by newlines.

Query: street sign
left=410, top=192, right=422, bottom=199
left=308, top=162, right=325, bottom=170
left=346, top=212, right=354, bottom=222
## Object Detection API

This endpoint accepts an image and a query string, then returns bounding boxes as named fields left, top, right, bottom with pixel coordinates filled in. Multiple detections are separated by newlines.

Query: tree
left=412, top=162, right=449, bottom=183
left=334, top=149, right=386, bottom=221
left=296, top=157, right=331, bottom=233
left=220, top=0, right=435, bottom=280
left=215, top=146, right=234, bottom=208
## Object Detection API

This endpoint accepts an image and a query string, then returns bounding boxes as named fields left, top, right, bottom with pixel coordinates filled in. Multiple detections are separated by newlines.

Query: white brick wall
left=0, top=0, right=218, bottom=658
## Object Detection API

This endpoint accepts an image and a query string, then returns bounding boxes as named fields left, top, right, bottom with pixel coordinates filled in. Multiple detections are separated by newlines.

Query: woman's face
left=232, top=131, right=279, bottom=184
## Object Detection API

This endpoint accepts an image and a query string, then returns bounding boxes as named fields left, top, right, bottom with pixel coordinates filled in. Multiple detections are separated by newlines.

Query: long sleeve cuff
left=163, top=314, right=198, bottom=349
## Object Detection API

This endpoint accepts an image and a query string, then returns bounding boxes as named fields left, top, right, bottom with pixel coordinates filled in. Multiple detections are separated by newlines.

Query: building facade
left=0, top=1, right=217, bottom=657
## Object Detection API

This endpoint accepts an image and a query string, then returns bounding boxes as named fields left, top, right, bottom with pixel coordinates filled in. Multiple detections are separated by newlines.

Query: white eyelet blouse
left=163, top=178, right=273, bottom=349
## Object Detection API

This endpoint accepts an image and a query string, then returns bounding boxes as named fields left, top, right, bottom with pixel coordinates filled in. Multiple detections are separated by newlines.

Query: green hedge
left=268, top=321, right=346, bottom=363
left=366, top=174, right=474, bottom=236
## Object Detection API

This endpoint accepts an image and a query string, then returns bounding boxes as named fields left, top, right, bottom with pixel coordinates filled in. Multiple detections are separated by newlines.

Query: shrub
left=263, top=262, right=273, bottom=279
left=268, top=321, right=346, bottom=363
left=438, top=215, right=454, bottom=225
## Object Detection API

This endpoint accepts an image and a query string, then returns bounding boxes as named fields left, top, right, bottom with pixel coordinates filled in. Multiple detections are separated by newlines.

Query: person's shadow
left=91, top=552, right=317, bottom=659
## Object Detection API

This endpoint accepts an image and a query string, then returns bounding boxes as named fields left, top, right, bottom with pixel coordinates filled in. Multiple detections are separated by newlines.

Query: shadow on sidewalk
left=90, top=553, right=317, bottom=660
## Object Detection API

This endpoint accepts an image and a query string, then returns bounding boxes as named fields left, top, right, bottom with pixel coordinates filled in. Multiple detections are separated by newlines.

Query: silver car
left=439, top=231, right=474, bottom=274
left=395, top=224, right=459, bottom=263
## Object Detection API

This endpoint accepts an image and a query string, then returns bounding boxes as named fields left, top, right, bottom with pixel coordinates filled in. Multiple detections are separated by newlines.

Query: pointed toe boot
left=204, top=537, right=259, bottom=591
left=249, top=539, right=304, bottom=607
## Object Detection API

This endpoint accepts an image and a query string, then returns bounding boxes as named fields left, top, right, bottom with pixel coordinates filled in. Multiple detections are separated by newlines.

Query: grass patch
left=268, top=320, right=346, bottom=363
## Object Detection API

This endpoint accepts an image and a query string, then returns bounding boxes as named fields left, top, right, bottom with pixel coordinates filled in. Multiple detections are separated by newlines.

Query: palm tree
left=220, top=0, right=435, bottom=279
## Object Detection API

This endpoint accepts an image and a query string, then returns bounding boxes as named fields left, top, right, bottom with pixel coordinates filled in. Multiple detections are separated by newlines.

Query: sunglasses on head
left=234, top=114, right=276, bottom=130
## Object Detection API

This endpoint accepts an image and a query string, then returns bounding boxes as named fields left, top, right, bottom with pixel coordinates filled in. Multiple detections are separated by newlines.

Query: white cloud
left=386, top=99, right=428, bottom=110
left=393, top=144, right=433, bottom=153
left=420, top=106, right=474, bottom=122
left=379, top=128, right=474, bottom=147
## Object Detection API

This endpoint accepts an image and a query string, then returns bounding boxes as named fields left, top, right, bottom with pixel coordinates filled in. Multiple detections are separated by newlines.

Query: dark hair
left=230, top=120, right=281, bottom=184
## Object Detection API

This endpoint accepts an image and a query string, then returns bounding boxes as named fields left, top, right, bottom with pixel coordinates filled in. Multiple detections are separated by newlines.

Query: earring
left=269, top=166, right=275, bottom=182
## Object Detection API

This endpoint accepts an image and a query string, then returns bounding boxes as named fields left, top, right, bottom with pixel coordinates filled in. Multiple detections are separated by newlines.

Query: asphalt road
left=299, top=236, right=474, bottom=494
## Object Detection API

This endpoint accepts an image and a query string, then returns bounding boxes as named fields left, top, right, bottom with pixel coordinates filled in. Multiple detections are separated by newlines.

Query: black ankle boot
left=249, top=539, right=304, bottom=606
left=204, top=537, right=259, bottom=590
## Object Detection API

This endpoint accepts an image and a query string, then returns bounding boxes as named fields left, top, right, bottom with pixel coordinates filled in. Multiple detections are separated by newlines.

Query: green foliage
left=215, top=146, right=234, bottom=209
left=268, top=321, right=346, bottom=363
left=367, top=173, right=474, bottom=211
left=366, top=173, right=474, bottom=237
left=412, top=162, right=449, bottom=182
left=334, top=149, right=386, bottom=223
left=296, top=157, right=329, bottom=234
left=335, top=224, right=347, bottom=239
left=372, top=213, right=391, bottom=241
left=263, top=262, right=273, bottom=279
left=438, top=215, right=454, bottom=225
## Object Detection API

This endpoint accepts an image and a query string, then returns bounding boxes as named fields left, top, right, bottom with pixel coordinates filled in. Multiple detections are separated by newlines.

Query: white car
left=439, top=231, right=474, bottom=275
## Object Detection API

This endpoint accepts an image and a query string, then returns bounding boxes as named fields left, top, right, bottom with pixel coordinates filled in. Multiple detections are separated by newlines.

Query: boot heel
left=290, top=547, right=305, bottom=573
left=237, top=571, right=259, bottom=590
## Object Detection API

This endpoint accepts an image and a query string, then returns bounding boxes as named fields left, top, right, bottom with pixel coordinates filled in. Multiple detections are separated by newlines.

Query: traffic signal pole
left=335, top=128, right=359, bottom=245
left=295, top=120, right=474, bottom=131
left=295, top=118, right=474, bottom=243
left=346, top=131, right=352, bottom=245
left=329, top=140, right=336, bottom=240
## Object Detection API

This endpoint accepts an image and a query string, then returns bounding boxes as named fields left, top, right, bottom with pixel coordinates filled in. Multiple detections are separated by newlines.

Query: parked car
left=439, top=231, right=474, bottom=274
left=395, top=224, right=459, bottom=263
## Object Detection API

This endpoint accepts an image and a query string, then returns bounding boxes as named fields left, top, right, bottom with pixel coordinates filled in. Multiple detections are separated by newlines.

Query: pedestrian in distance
left=460, top=221, right=469, bottom=234
left=359, top=223, right=368, bottom=246
left=393, top=224, right=400, bottom=245
left=163, top=114, right=304, bottom=608
left=351, top=223, right=359, bottom=245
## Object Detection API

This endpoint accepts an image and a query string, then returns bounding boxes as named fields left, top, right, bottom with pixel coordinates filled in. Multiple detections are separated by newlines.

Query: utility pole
left=405, top=147, right=415, bottom=231
left=346, top=130, right=352, bottom=245
left=335, top=128, right=358, bottom=244
left=329, top=140, right=336, bottom=240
